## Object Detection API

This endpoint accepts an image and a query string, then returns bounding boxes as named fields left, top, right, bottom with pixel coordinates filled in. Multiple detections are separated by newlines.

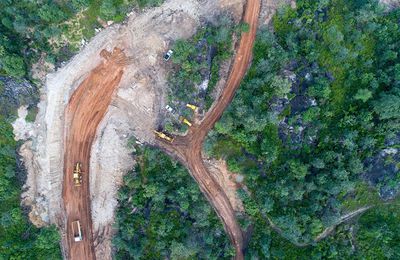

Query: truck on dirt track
left=73, top=162, right=83, bottom=186
left=72, top=220, right=83, bottom=242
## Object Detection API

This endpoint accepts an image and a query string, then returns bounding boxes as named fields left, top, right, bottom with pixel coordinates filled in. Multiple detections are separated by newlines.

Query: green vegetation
left=25, top=106, right=38, bottom=123
left=0, top=117, right=61, bottom=259
left=166, top=15, right=236, bottom=117
left=0, top=52, right=61, bottom=256
left=162, top=15, right=240, bottom=133
left=112, top=146, right=234, bottom=259
left=251, top=200, right=400, bottom=259
left=205, top=0, right=400, bottom=256
left=2, top=0, right=400, bottom=257
left=0, top=0, right=165, bottom=79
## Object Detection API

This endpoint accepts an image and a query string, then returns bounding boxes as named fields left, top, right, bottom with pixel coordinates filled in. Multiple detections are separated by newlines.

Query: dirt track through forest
left=158, top=0, right=261, bottom=259
left=63, top=48, right=128, bottom=260
left=61, top=0, right=259, bottom=258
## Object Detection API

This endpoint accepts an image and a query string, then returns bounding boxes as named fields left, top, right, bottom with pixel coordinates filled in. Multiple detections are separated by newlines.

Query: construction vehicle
left=72, top=220, right=83, bottom=242
left=186, top=103, right=198, bottom=111
left=73, top=163, right=83, bottom=186
left=154, top=130, right=174, bottom=143
left=179, top=116, right=192, bottom=127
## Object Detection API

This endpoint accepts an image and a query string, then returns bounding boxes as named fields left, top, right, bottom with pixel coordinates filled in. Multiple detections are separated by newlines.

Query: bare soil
left=205, top=158, right=244, bottom=212
left=11, top=0, right=295, bottom=257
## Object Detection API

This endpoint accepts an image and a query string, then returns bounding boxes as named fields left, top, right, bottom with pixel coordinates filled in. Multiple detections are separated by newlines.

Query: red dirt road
left=61, top=0, right=259, bottom=258
left=63, top=48, right=127, bottom=260
left=158, top=0, right=261, bottom=259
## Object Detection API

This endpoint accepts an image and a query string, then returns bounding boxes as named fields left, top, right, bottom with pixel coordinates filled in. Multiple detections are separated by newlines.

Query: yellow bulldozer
left=73, top=162, right=83, bottom=187
left=154, top=130, right=174, bottom=143
left=186, top=103, right=198, bottom=111
left=179, top=116, right=192, bottom=127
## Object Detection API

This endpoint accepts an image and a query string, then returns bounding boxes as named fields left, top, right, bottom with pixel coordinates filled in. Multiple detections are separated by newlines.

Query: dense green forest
left=0, top=0, right=164, bottom=79
left=247, top=198, right=400, bottom=259
left=167, top=15, right=236, bottom=108
left=112, top=145, right=234, bottom=259
left=204, top=0, right=400, bottom=257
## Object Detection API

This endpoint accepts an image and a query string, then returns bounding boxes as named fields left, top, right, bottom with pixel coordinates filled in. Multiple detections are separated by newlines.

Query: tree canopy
left=205, top=0, right=400, bottom=257
left=112, top=146, right=234, bottom=259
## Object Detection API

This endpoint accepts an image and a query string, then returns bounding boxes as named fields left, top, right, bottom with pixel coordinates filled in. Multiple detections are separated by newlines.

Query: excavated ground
left=205, top=158, right=245, bottom=212
left=14, top=0, right=393, bottom=258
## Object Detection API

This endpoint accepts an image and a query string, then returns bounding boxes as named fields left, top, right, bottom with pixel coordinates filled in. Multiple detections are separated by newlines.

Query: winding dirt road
left=158, top=0, right=261, bottom=259
left=63, top=48, right=128, bottom=260
left=61, top=0, right=259, bottom=258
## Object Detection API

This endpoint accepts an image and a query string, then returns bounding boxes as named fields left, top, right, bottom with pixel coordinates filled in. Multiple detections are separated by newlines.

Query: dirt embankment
left=205, top=159, right=245, bottom=212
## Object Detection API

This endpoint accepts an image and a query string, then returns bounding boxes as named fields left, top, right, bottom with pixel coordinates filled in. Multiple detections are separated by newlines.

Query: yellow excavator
left=186, top=103, right=198, bottom=111
left=179, top=116, right=192, bottom=127
left=73, top=163, right=83, bottom=187
left=154, top=130, right=174, bottom=143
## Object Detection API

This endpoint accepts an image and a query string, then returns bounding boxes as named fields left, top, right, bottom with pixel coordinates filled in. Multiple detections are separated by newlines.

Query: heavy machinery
left=72, top=220, right=83, bottom=242
left=179, top=116, right=192, bottom=127
left=154, top=130, right=174, bottom=143
left=186, top=103, right=198, bottom=111
left=73, top=162, right=83, bottom=186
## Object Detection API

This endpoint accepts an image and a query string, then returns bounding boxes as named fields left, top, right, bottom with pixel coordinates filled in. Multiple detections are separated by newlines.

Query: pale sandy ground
left=205, top=158, right=245, bottom=212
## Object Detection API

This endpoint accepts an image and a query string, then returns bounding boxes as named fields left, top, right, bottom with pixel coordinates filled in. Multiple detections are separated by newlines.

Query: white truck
left=164, top=50, right=173, bottom=61
left=72, top=220, right=83, bottom=242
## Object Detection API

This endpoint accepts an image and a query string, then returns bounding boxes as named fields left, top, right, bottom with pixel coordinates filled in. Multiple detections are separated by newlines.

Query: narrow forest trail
left=265, top=205, right=373, bottom=247
left=157, top=0, right=261, bottom=258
